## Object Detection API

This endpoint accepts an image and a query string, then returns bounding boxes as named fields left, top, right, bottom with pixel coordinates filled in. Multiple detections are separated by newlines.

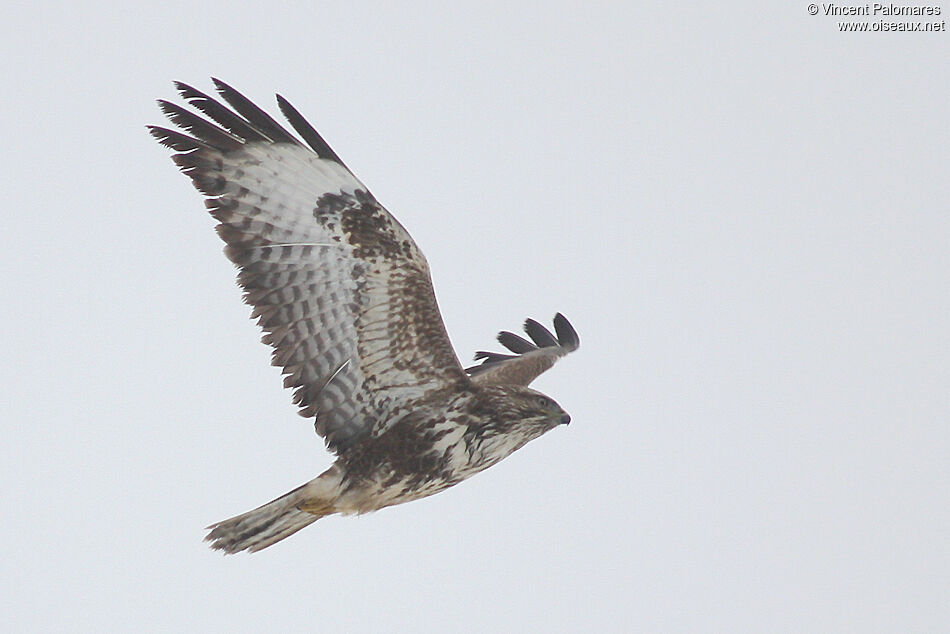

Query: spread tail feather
left=205, top=470, right=340, bottom=554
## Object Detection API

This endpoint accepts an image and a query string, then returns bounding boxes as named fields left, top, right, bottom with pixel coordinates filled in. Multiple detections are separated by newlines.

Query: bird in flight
left=149, top=79, right=579, bottom=553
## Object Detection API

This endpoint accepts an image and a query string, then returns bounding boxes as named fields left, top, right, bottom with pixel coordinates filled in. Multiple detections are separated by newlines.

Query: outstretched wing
left=150, top=79, right=468, bottom=453
left=466, top=313, right=579, bottom=386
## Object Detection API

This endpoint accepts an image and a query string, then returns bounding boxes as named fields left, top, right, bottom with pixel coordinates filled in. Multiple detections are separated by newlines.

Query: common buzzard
left=149, top=79, right=579, bottom=553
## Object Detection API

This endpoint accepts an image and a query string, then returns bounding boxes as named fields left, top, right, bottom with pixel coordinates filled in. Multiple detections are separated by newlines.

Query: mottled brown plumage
left=150, top=79, right=579, bottom=553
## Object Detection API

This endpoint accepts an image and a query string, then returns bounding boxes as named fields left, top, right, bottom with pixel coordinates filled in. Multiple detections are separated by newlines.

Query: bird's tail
left=205, top=468, right=341, bottom=554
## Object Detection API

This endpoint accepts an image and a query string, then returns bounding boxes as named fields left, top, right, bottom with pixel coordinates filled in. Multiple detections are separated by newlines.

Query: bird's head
left=462, top=385, right=570, bottom=465
left=512, top=387, right=571, bottom=427
left=470, top=385, right=571, bottom=437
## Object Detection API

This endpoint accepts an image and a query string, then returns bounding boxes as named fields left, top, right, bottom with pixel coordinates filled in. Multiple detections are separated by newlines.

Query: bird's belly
left=335, top=435, right=489, bottom=514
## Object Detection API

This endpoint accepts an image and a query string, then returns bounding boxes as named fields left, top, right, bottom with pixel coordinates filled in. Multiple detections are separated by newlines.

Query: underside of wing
left=466, top=313, right=579, bottom=386
left=150, top=79, right=468, bottom=453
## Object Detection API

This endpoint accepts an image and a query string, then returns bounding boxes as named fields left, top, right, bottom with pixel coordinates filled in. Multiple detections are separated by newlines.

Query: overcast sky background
left=2, top=2, right=947, bottom=632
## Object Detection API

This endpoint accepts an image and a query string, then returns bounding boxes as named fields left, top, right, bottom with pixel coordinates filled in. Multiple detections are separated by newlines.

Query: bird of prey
left=149, top=79, right=579, bottom=553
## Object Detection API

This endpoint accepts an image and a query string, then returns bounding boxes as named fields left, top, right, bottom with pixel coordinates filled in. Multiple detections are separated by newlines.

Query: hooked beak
left=559, top=413, right=571, bottom=425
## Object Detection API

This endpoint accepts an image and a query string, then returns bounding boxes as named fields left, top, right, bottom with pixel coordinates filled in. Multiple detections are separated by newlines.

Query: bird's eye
left=536, top=396, right=548, bottom=408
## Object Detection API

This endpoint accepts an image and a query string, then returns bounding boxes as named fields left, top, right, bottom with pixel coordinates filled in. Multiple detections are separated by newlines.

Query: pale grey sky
left=2, top=2, right=948, bottom=632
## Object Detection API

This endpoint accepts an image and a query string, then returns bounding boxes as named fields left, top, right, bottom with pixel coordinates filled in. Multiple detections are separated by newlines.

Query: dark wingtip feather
left=157, top=99, right=243, bottom=150
left=465, top=352, right=518, bottom=375
left=173, top=80, right=265, bottom=144
left=497, top=331, right=537, bottom=354
left=156, top=79, right=346, bottom=166
left=211, top=78, right=298, bottom=144
left=173, top=80, right=206, bottom=101
left=465, top=313, right=580, bottom=378
left=553, top=313, right=580, bottom=351
left=147, top=125, right=204, bottom=152
left=524, top=318, right=559, bottom=348
left=276, top=94, right=346, bottom=165
left=473, top=351, right=518, bottom=363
